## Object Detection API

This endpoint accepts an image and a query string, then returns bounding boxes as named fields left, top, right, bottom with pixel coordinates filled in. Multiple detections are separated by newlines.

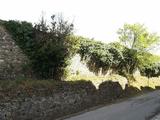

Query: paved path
left=65, top=90, right=160, bottom=120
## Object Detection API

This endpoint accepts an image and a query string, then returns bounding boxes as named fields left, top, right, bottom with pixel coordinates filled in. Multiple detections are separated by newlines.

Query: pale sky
left=1, top=0, right=160, bottom=54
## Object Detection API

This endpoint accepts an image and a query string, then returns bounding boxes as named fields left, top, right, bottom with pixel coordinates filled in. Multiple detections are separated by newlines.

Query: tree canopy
left=117, top=23, right=160, bottom=52
left=77, top=23, right=160, bottom=83
left=117, top=23, right=160, bottom=82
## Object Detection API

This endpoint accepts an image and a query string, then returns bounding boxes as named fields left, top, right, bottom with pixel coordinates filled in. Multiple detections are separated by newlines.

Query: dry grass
left=67, top=74, right=160, bottom=89
left=132, top=75, right=160, bottom=89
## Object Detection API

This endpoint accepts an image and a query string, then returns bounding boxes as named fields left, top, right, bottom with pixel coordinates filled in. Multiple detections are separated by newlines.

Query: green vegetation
left=1, top=16, right=160, bottom=84
left=77, top=24, right=160, bottom=84
left=1, top=15, right=160, bottom=120
left=117, top=24, right=160, bottom=81
left=2, top=15, right=78, bottom=80
left=78, top=37, right=123, bottom=75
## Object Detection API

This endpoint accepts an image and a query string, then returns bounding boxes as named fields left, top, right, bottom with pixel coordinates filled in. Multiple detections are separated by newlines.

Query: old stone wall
left=0, top=81, right=98, bottom=120
left=0, top=26, right=30, bottom=80
left=0, top=80, right=156, bottom=120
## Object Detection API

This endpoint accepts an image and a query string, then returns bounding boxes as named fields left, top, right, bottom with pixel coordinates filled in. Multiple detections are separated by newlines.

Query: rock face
left=0, top=26, right=29, bottom=80
left=69, top=54, right=95, bottom=76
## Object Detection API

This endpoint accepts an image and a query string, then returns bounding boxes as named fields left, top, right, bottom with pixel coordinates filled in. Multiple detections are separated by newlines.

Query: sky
left=1, top=0, right=160, bottom=54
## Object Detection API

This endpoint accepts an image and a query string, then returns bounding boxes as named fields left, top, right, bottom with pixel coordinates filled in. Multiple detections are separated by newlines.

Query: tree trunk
left=124, top=73, right=136, bottom=86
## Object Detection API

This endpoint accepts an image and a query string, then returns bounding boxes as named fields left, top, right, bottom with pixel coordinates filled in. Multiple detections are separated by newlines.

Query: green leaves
left=4, top=20, right=35, bottom=56
left=117, top=23, right=160, bottom=80
left=3, top=19, right=160, bottom=81
left=78, top=23, right=160, bottom=82
left=78, top=37, right=123, bottom=75
left=3, top=15, right=76, bottom=80
left=117, top=23, right=160, bottom=52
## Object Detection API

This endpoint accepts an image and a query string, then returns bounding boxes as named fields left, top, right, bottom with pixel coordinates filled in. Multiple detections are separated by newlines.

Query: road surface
left=65, top=90, right=160, bottom=120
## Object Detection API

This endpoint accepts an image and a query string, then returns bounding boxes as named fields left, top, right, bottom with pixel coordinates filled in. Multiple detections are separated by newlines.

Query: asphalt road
left=65, top=90, right=160, bottom=120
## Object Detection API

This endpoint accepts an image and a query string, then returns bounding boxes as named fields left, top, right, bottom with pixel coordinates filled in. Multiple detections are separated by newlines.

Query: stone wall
left=0, top=81, right=98, bottom=120
left=0, top=80, right=156, bottom=120
left=0, top=26, right=30, bottom=80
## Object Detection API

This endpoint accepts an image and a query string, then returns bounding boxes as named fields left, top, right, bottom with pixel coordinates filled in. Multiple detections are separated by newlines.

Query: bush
left=99, top=81, right=123, bottom=101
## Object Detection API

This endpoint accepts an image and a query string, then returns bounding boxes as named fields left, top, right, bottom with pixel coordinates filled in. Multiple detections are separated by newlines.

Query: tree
left=33, top=14, right=76, bottom=80
left=117, top=23, right=160, bottom=83
left=139, top=54, right=160, bottom=78
left=4, top=15, right=77, bottom=80
left=118, top=23, right=160, bottom=51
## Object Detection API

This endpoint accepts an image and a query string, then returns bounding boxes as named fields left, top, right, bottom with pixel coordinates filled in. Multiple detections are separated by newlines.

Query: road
left=65, top=90, right=160, bottom=120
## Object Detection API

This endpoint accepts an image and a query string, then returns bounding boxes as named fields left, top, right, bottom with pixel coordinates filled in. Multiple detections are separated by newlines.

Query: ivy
left=77, top=36, right=160, bottom=79
left=78, top=37, right=124, bottom=75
